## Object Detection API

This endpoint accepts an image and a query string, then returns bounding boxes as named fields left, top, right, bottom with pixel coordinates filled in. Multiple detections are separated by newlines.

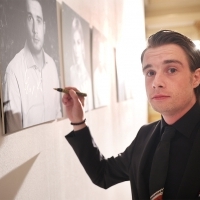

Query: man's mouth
left=152, top=94, right=170, bottom=100
left=33, top=38, right=39, bottom=43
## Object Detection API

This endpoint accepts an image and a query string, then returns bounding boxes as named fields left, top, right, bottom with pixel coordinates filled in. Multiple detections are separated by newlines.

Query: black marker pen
left=54, top=88, right=87, bottom=97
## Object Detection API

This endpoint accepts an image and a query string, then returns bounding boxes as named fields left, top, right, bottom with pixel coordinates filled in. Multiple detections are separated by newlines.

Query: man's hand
left=62, top=87, right=86, bottom=130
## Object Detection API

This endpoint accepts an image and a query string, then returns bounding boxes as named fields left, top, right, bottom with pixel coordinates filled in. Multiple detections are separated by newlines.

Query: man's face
left=26, top=0, right=45, bottom=54
left=142, top=44, right=200, bottom=120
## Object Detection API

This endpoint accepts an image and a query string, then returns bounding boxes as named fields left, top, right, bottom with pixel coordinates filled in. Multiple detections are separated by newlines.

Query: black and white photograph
left=92, top=27, right=110, bottom=109
left=115, top=48, right=134, bottom=102
left=0, top=0, right=62, bottom=134
left=62, top=2, right=93, bottom=112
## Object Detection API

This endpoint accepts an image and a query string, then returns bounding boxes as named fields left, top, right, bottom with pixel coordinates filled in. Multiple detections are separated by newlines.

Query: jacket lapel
left=177, top=127, right=200, bottom=198
left=137, top=121, right=161, bottom=199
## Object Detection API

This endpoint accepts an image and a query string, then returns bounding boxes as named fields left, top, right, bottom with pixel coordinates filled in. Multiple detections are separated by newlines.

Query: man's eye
left=147, top=71, right=155, bottom=77
left=37, top=19, right=42, bottom=24
left=168, top=68, right=177, bottom=73
left=27, top=15, right=32, bottom=22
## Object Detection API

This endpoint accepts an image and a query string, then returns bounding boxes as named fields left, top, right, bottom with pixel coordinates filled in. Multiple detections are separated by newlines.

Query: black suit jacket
left=66, top=121, right=200, bottom=199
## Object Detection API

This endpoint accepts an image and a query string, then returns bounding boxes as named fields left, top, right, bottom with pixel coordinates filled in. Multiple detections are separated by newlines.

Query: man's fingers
left=69, top=89, right=80, bottom=104
left=62, top=92, right=73, bottom=105
left=69, top=89, right=84, bottom=106
left=62, top=87, right=84, bottom=108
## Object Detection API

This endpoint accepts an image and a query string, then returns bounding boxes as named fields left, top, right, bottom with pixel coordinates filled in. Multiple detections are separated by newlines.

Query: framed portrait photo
left=62, top=2, right=94, bottom=112
left=92, top=27, right=110, bottom=109
left=0, top=0, right=62, bottom=134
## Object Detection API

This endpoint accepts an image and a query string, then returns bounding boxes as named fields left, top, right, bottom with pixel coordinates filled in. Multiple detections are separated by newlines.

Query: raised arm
left=63, top=86, right=132, bottom=189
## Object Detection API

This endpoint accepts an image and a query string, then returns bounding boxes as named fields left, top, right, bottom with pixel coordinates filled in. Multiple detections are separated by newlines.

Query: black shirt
left=160, top=102, right=200, bottom=199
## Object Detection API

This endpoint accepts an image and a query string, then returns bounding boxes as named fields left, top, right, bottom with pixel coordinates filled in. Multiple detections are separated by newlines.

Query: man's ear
left=193, top=68, right=200, bottom=88
left=43, top=21, right=46, bottom=35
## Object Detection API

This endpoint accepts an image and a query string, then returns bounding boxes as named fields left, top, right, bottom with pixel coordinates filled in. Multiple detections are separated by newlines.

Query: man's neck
left=32, top=51, right=44, bottom=70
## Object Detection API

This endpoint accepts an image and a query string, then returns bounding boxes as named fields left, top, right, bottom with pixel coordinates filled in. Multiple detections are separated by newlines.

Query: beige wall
left=0, top=0, right=147, bottom=199
left=145, top=0, right=200, bottom=40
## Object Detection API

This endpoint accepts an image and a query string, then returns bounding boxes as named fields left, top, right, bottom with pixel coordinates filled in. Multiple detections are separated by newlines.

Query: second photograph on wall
left=92, top=27, right=110, bottom=109
left=62, top=2, right=93, bottom=112
left=0, top=0, right=62, bottom=134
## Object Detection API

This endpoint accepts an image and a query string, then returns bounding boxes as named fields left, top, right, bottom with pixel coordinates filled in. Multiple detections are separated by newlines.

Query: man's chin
left=150, top=104, right=166, bottom=114
left=30, top=45, right=43, bottom=54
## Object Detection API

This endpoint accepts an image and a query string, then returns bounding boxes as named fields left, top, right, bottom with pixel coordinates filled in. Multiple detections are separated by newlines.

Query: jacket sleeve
left=65, top=126, right=135, bottom=189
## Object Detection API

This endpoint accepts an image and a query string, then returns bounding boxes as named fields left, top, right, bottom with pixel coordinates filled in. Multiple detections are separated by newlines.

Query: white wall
left=0, top=0, right=147, bottom=199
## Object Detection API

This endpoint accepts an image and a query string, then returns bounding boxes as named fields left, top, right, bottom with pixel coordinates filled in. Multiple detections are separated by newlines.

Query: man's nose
left=32, top=20, right=38, bottom=34
left=152, top=73, right=165, bottom=88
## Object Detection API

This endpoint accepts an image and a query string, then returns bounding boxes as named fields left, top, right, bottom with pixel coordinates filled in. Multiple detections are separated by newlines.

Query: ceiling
left=144, top=0, right=200, bottom=40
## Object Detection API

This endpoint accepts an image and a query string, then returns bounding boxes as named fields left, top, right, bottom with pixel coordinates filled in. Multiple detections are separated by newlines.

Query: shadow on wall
left=0, top=153, right=40, bottom=200
left=0, top=102, right=21, bottom=152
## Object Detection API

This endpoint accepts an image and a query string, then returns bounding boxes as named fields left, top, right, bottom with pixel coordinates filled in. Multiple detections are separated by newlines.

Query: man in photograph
left=3, top=0, right=62, bottom=133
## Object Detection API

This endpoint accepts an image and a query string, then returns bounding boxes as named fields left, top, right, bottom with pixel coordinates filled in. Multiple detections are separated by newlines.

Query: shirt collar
left=23, top=42, right=48, bottom=69
left=161, top=101, right=200, bottom=138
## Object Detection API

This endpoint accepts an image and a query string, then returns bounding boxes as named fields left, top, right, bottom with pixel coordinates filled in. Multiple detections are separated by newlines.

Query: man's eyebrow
left=36, top=15, right=43, bottom=21
left=142, top=64, right=152, bottom=72
left=163, top=59, right=183, bottom=65
left=142, top=59, right=183, bottom=72
left=27, top=11, right=32, bottom=16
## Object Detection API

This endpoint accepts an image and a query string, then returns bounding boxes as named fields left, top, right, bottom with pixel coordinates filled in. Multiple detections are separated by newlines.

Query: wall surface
left=0, top=0, right=147, bottom=199
left=145, top=0, right=200, bottom=40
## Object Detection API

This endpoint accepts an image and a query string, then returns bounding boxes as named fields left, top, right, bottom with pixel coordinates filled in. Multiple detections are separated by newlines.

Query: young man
left=62, top=30, right=200, bottom=199
left=3, top=0, right=62, bottom=133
